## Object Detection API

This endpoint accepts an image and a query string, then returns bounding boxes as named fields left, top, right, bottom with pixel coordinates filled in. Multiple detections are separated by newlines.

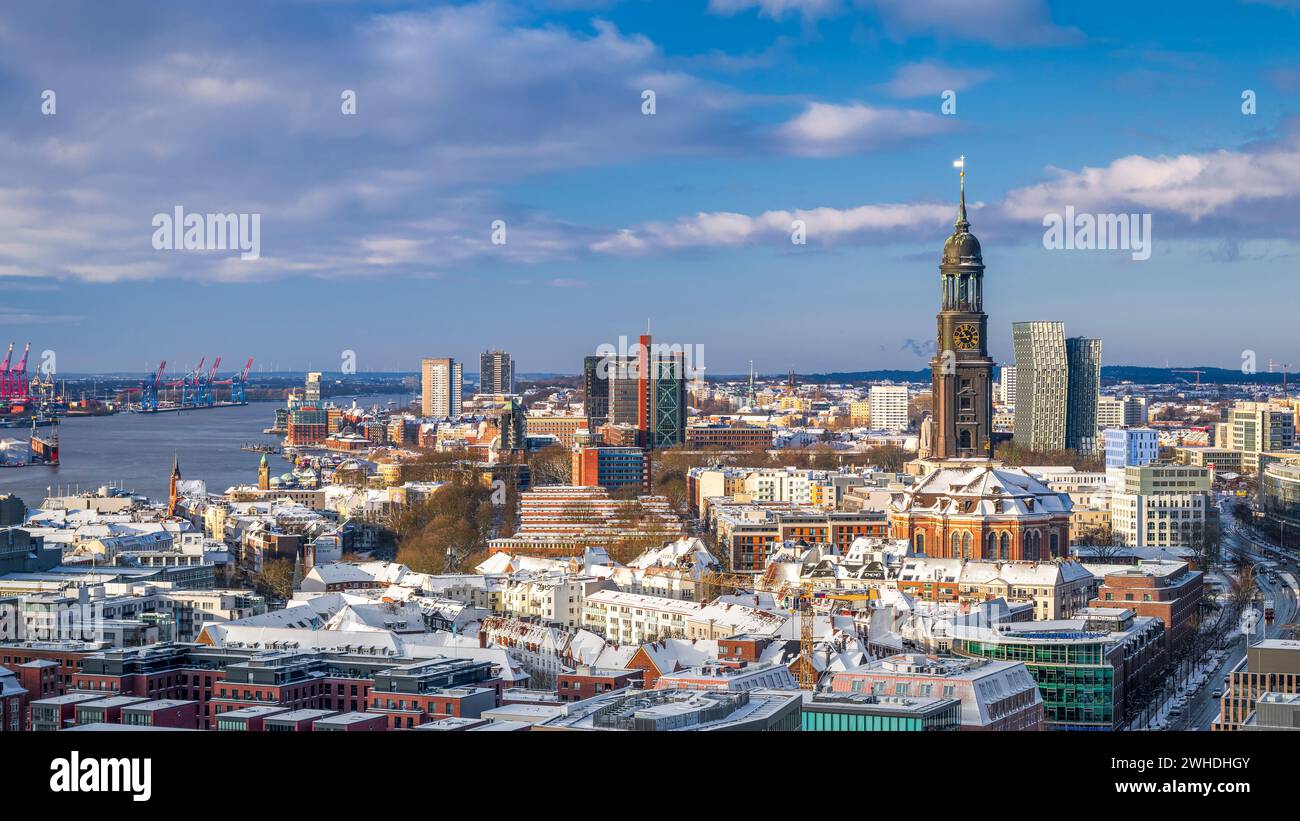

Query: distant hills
left=710, top=366, right=1292, bottom=386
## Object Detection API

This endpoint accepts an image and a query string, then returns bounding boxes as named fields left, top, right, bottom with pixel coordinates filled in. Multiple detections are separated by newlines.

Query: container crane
left=197, top=357, right=220, bottom=406
left=213, top=357, right=253, bottom=404
left=235, top=356, right=253, bottom=403
left=0, top=343, right=31, bottom=400
left=12, top=343, right=30, bottom=400
left=0, top=344, right=12, bottom=399
left=183, top=358, right=204, bottom=406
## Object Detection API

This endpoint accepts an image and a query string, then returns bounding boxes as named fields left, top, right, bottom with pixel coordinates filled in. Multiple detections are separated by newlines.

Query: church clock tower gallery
left=930, top=162, right=994, bottom=461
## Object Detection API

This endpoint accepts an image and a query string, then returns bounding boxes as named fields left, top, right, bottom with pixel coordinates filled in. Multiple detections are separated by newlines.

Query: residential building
left=1012, top=321, right=1101, bottom=453
left=828, top=653, right=1044, bottom=731
left=1065, top=337, right=1102, bottom=455
left=1110, top=463, right=1213, bottom=548
left=556, top=667, right=643, bottom=702
left=304, top=372, right=322, bottom=404
left=0, top=666, right=25, bottom=732
left=571, top=445, right=650, bottom=493
left=421, top=357, right=463, bottom=419
left=524, top=414, right=587, bottom=448
left=1104, top=427, right=1159, bottom=486
left=998, top=365, right=1016, bottom=410
left=1012, top=321, right=1068, bottom=452
left=1261, top=461, right=1300, bottom=535
left=655, top=661, right=797, bottom=692
left=496, top=574, right=608, bottom=629
left=1214, top=639, right=1300, bottom=731
left=896, top=557, right=1096, bottom=619
left=684, top=423, right=773, bottom=449
left=583, top=355, right=610, bottom=432
left=1090, top=560, right=1203, bottom=650
left=366, top=658, right=497, bottom=729
left=869, top=385, right=910, bottom=433
left=479, top=350, right=514, bottom=395
left=1225, top=401, right=1296, bottom=473
left=1098, top=395, right=1149, bottom=430
left=710, top=502, right=888, bottom=571
left=487, top=486, right=683, bottom=557
left=581, top=589, right=784, bottom=645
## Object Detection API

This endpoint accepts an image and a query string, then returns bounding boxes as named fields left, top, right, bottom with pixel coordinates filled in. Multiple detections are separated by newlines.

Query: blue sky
left=1, top=0, right=1299, bottom=376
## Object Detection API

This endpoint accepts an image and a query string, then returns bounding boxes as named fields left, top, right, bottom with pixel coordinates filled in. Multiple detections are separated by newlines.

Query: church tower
left=167, top=454, right=181, bottom=516
left=931, top=161, right=994, bottom=460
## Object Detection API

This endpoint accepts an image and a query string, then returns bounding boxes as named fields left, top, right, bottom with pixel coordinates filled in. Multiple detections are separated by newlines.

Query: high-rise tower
left=931, top=160, right=994, bottom=460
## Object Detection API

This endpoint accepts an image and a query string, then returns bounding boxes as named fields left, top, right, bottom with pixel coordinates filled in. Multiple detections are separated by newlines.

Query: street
left=1175, top=497, right=1300, bottom=730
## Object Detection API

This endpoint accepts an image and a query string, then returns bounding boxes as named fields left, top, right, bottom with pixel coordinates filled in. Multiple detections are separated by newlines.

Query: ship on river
left=0, top=417, right=58, bottom=467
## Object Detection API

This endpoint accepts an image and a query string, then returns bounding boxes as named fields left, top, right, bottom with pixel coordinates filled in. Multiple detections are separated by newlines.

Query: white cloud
left=861, top=0, right=1084, bottom=47
left=708, top=0, right=845, bottom=19
left=776, top=102, right=954, bottom=156
left=1002, top=131, right=1300, bottom=222
left=882, top=60, right=992, bottom=98
left=593, top=201, right=957, bottom=253
left=709, top=0, right=1082, bottom=46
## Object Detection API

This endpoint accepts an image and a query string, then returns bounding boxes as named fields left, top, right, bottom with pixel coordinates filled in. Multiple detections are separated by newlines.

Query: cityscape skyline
left=5, top=2, right=1300, bottom=765
left=0, top=1, right=1298, bottom=372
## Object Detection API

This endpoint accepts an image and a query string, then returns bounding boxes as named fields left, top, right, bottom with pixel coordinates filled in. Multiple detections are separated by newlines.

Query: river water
left=0, top=393, right=413, bottom=507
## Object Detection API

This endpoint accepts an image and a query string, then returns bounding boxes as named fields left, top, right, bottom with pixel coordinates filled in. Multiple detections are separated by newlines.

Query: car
left=1211, top=689, right=1223, bottom=698
left=1168, top=707, right=1183, bottom=718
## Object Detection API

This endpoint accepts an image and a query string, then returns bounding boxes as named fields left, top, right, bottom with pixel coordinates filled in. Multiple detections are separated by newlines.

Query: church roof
left=941, top=180, right=983, bottom=267
left=891, top=464, right=1072, bottom=517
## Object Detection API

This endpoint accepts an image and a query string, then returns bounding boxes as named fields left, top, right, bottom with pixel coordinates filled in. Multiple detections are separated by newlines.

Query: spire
left=954, top=155, right=969, bottom=232
left=171, top=453, right=181, bottom=479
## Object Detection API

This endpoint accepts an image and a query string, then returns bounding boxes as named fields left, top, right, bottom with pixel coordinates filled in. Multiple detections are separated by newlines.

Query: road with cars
left=1173, top=495, right=1300, bottom=730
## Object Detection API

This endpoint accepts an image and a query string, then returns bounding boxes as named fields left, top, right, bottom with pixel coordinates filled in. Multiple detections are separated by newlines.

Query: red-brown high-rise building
left=637, top=332, right=651, bottom=436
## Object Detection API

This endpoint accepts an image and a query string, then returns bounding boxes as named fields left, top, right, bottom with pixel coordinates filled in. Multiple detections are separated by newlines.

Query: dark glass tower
left=931, top=176, right=994, bottom=460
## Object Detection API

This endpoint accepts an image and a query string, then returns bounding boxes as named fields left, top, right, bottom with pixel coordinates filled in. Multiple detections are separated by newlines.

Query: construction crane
left=699, top=571, right=816, bottom=688
left=1268, top=360, right=1293, bottom=391
left=701, top=571, right=876, bottom=690
left=1172, top=369, right=1205, bottom=386
left=794, top=582, right=815, bottom=689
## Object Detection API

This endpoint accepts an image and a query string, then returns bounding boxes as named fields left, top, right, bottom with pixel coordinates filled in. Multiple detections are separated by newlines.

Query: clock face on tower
left=953, top=323, right=980, bottom=350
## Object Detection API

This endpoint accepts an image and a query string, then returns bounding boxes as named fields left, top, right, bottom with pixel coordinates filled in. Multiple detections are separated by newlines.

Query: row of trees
left=993, top=440, right=1104, bottom=472
left=392, top=456, right=496, bottom=574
